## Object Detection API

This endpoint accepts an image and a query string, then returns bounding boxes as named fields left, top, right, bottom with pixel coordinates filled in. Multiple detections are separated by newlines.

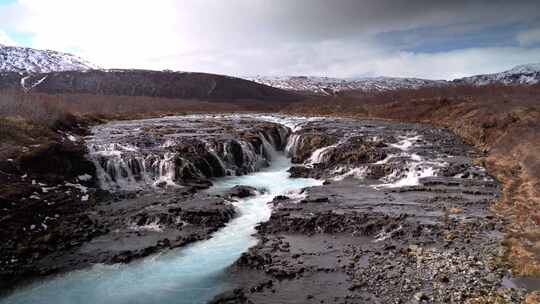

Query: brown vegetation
left=284, top=84, right=540, bottom=278
left=0, top=90, right=282, bottom=164
left=0, top=90, right=256, bottom=120
left=0, top=91, right=67, bottom=160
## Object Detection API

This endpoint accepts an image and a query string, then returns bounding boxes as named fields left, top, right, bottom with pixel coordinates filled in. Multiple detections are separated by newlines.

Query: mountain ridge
left=0, top=44, right=539, bottom=96
left=245, top=63, right=540, bottom=94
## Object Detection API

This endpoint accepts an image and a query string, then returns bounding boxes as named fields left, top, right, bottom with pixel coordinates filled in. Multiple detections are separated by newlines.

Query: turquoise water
left=1, top=154, right=321, bottom=304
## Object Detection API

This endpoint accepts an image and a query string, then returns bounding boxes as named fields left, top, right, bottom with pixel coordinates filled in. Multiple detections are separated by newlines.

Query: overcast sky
left=1, top=0, right=540, bottom=79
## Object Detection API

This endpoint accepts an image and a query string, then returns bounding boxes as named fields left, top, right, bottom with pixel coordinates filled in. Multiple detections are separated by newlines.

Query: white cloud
left=356, top=47, right=540, bottom=80
left=0, top=30, right=17, bottom=46
left=0, top=0, right=539, bottom=79
left=234, top=44, right=540, bottom=80
left=7, top=0, right=181, bottom=69
left=517, top=28, right=540, bottom=46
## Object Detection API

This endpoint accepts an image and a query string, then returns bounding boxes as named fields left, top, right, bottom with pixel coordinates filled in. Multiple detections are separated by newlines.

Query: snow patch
left=458, top=62, right=540, bottom=86
left=245, top=75, right=446, bottom=94
left=0, top=44, right=98, bottom=74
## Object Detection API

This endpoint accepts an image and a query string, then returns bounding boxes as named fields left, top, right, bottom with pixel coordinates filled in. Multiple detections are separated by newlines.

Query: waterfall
left=259, top=132, right=277, bottom=161
left=306, top=137, right=349, bottom=165
left=86, top=119, right=291, bottom=192
left=153, top=152, right=178, bottom=187
left=277, top=127, right=289, bottom=149
left=206, top=147, right=227, bottom=176
left=89, top=147, right=182, bottom=191
left=285, top=133, right=302, bottom=156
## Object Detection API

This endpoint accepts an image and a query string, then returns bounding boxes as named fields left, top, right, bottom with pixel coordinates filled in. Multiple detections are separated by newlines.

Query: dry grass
left=0, top=91, right=68, bottom=126
left=0, top=90, right=263, bottom=159
left=0, top=90, right=247, bottom=120
left=0, top=92, right=66, bottom=158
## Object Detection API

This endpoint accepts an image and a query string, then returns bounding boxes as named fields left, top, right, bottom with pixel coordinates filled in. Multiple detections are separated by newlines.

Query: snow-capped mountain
left=0, top=44, right=98, bottom=74
left=245, top=75, right=447, bottom=94
left=1, top=42, right=538, bottom=94
left=247, top=63, right=540, bottom=94
left=455, top=63, right=540, bottom=86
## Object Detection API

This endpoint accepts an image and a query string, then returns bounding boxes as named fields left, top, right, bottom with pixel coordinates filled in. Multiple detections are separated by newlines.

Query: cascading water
left=375, top=135, right=443, bottom=188
left=306, top=137, right=348, bottom=165
left=284, top=133, right=301, bottom=156
left=85, top=116, right=290, bottom=191
left=0, top=116, right=321, bottom=304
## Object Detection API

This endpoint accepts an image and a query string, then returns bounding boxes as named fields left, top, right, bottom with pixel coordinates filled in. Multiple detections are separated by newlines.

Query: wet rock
left=288, top=165, right=312, bottom=178
left=365, top=163, right=398, bottom=179
left=300, top=196, right=329, bottom=203
left=182, top=180, right=213, bottom=190
left=227, top=185, right=259, bottom=198
left=320, top=136, right=386, bottom=168
left=209, top=288, right=251, bottom=304
left=288, top=134, right=334, bottom=162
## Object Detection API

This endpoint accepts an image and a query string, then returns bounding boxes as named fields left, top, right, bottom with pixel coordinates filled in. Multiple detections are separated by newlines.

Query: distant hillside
left=245, top=75, right=446, bottom=95
left=0, top=69, right=300, bottom=103
left=246, top=63, right=540, bottom=94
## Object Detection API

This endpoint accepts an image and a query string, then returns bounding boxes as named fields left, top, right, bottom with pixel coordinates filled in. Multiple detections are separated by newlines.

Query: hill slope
left=0, top=44, right=98, bottom=73
left=247, top=63, right=540, bottom=94
left=245, top=75, right=446, bottom=95
left=1, top=69, right=300, bottom=103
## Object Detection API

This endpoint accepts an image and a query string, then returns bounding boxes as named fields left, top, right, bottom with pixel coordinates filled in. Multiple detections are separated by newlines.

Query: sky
left=1, top=0, right=540, bottom=80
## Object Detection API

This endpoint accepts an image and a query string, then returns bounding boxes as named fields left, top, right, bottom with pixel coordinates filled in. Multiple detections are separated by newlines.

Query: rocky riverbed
left=212, top=118, right=531, bottom=303
left=0, top=115, right=289, bottom=294
left=0, top=115, right=533, bottom=303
